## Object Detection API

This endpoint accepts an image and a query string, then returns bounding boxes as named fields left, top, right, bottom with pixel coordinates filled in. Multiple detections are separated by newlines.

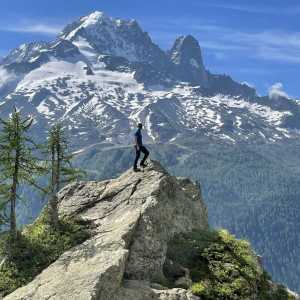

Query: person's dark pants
left=134, top=146, right=149, bottom=169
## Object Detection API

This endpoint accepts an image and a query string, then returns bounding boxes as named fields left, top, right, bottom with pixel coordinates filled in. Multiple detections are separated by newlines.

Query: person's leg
left=140, top=146, right=149, bottom=166
left=134, top=147, right=141, bottom=170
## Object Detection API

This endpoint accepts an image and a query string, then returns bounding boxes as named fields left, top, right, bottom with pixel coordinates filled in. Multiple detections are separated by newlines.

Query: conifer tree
left=0, top=108, right=44, bottom=239
left=46, top=123, right=83, bottom=229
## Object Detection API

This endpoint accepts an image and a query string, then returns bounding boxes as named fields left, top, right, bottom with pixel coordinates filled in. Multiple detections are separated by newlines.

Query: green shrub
left=166, top=229, right=296, bottom=300
left=0, top=212, right=90, bottom=297
left=191, top=282, right=206, bottom=296
left=258, top=283, right=295, bottom=300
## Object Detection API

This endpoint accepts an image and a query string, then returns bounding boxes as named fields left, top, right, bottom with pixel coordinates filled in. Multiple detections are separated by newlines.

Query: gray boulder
left=4, top=160, right=207, bottom=300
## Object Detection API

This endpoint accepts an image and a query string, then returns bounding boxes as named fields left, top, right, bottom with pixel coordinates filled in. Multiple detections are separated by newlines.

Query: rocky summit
left=4, top=161, right=208, bottom=300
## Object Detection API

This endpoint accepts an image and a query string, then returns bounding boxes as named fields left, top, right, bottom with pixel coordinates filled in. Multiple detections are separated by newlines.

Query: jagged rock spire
left=169, top=35, right=208, bottom=86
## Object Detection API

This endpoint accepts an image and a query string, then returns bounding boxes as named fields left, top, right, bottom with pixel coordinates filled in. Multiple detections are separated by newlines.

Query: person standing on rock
left=133, top=123, right=149, bottom=172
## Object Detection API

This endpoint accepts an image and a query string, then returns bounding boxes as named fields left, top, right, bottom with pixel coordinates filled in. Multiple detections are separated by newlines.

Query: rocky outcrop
left=5, top=160, right=208, bottom=300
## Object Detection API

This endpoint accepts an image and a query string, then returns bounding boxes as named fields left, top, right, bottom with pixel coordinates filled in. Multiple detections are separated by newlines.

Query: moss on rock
left=0, top=212, right=90, bottom=297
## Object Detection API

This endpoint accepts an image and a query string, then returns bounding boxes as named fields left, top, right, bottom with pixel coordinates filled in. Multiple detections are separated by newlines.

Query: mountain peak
left=2, top=41, right=48, bottom=65
left=170, top=35, right=203, bottom=66
left=176, top=35, right=199, bottom=45
left=169, top=35, right=208, bottom=86
left=82, top=10, right=107, bottom=20
left=79, top=11, right=137, bottom=28
left=59, top=11, right=166, bottom=65
left=61, top=11, right=140, bottom=41
left=79, top=11, right=110, bottom=27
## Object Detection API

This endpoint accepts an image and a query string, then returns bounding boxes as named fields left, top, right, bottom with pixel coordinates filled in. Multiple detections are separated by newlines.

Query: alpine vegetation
left=0, top=108, right=88, bottom=297
left=45, top=123, right=84, bottom=229
left=0, top=108, right=45, bottom=239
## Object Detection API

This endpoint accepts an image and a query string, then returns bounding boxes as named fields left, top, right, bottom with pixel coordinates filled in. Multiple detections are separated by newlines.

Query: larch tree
left=0, top=108, right=45, bottom=239
left=46, top=123, right=83, bottom=229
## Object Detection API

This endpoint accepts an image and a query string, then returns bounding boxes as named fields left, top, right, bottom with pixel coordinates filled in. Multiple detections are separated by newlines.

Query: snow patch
left=145, top=112, right=156, bottom=141
left=235, top=116, right=242, bottom=128
left=190, top=58, right=200, bottom=68
left=16, top=60, right=87, bottom=91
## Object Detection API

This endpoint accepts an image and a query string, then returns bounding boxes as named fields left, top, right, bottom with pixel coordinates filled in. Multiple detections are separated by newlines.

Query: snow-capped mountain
left=0, top=11, right=300, bottom=148
left=60, top=11, right=168, bottom=67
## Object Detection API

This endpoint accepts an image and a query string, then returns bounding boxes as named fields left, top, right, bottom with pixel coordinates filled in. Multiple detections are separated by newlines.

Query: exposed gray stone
left=4, top=160, right=208, bottom=300
left=115, top=280, right=200, bottom=300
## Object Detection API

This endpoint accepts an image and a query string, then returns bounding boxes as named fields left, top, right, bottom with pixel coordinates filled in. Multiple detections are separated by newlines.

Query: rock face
left=169, top=35, right=208, bottom=86
left=5, top=161, right=208, bottom=300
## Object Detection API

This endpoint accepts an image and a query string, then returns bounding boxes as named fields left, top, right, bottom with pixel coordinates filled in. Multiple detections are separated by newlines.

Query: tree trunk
left=10, top=182, right=17, bottom=239
left=49, top=143, right=59, bottom=229
left=10, top=117, right=20, bottom=240
left=56, top=138, right=61, bottom=194
left=49, top=194, right=59, bottom=229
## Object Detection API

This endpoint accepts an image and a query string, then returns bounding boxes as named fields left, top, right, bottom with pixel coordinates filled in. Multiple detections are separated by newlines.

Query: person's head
left=137, top=123, right=143, bottom=130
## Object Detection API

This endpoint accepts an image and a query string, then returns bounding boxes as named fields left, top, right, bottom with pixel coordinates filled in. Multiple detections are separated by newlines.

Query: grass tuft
left=0, top=211, right=90, bottom=297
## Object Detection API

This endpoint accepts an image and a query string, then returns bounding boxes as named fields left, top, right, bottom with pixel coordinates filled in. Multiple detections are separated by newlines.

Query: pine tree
left=0, top=108, right=45, bottom=239
left=46, top=123, right=83, bottom=229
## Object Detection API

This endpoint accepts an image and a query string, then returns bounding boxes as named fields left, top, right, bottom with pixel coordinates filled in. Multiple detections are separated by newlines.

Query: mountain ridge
left=1, top=11, right=256, bottom=94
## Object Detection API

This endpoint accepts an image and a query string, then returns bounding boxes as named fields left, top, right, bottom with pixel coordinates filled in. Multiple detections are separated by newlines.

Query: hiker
left=133, top=123, right=149, bottom=171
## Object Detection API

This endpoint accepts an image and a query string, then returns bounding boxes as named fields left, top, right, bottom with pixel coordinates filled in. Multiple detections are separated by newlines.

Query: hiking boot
left=140, top=162, right=148, bottom=168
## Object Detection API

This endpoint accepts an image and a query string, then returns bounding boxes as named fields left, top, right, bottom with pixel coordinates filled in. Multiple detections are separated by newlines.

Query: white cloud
left=257, top=46, right=300, bottom=64
left=147, top=18, right=300, bottom=64
left=0, top=22, right=63, bottom=35
left=268, top=83, right=289, bottom=99
left=241, top=81, right=255, bottom=88
left=196, top=3, right=300, bottom=15
left=0, top=67, right=17, bottom=88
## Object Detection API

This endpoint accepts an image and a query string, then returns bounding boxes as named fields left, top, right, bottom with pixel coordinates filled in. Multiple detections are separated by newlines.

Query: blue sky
left=0, top=0, right=299, bottom=98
